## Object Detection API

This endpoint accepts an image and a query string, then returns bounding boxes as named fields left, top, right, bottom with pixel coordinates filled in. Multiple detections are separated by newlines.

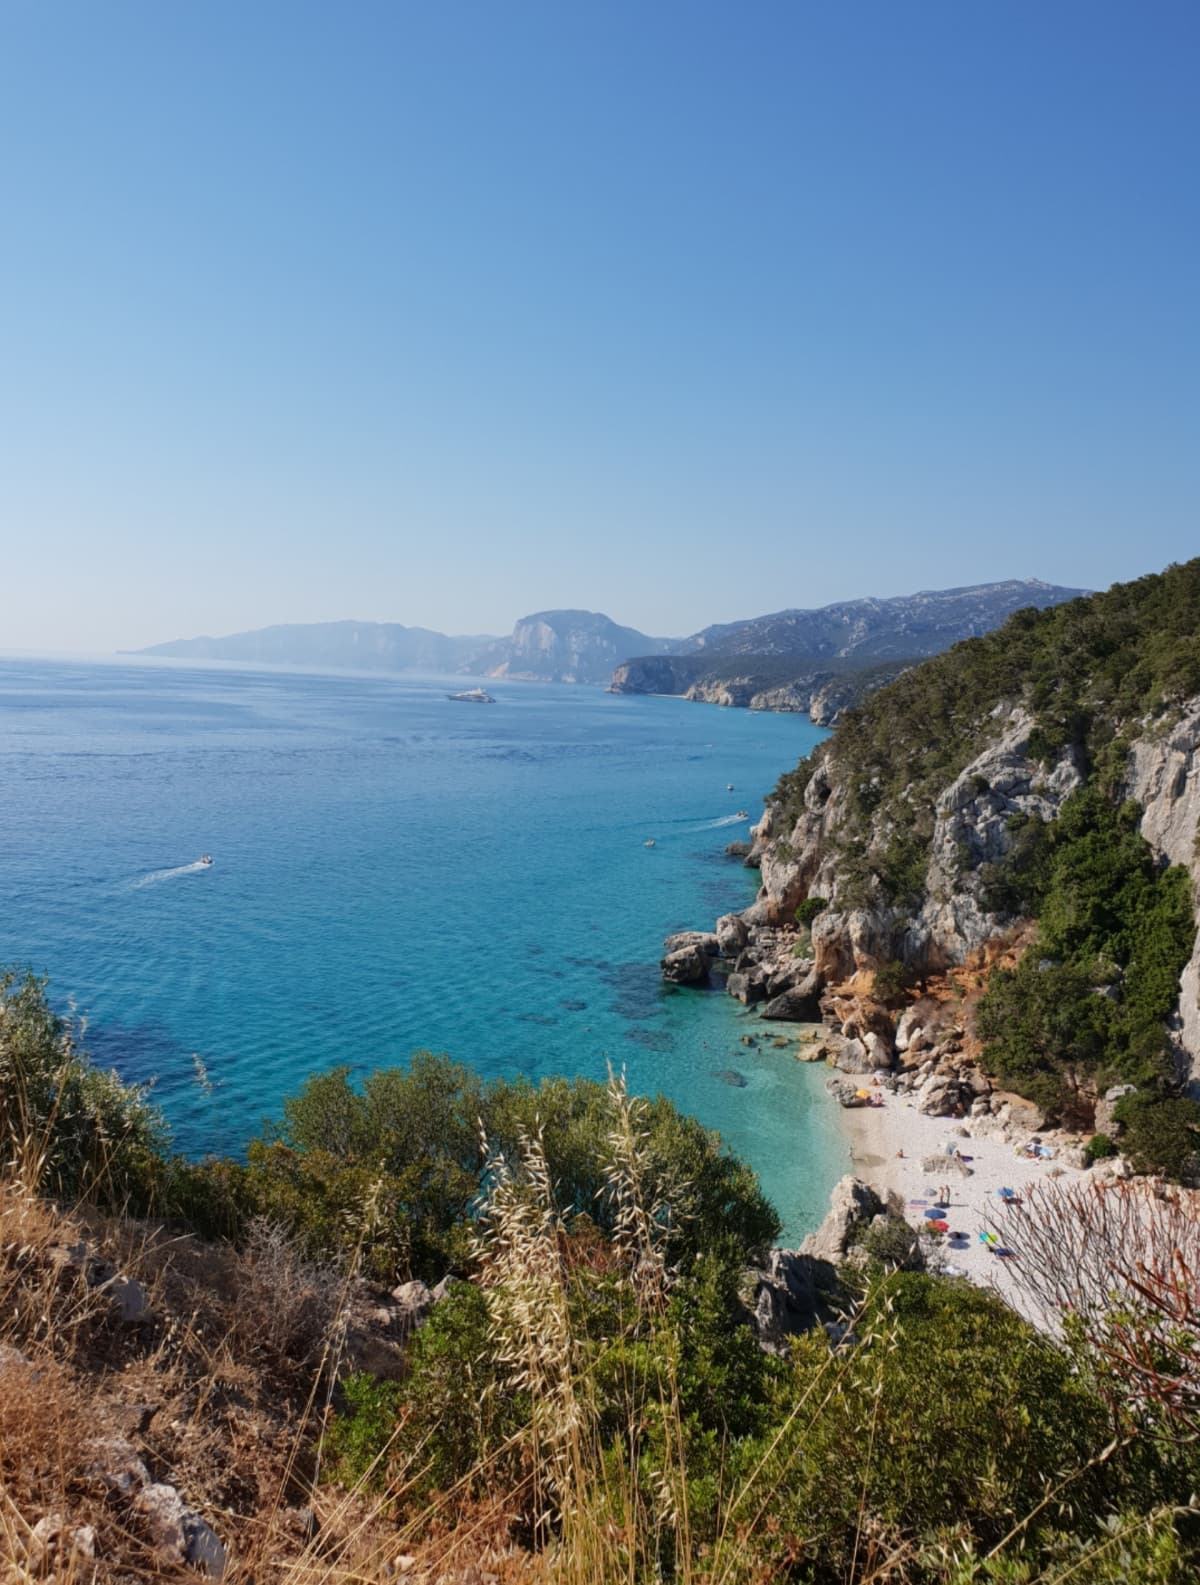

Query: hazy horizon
left=3, top=2, right=1197, bottom=652
left=9, top=571, right=1104, bottom=661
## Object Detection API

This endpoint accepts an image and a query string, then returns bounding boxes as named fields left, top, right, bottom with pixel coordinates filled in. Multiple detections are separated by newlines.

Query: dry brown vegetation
left=0, top=1172, right=414, bottom=1584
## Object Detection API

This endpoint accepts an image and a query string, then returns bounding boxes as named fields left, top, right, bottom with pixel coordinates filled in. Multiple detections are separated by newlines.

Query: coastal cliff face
left=611, top=656, right=909, bottom=723
left=474, top=611, right=678, bottom=685
left=691, top=561, right=1200, bottom=1137
left=750, top=708, right=1088, bottom=978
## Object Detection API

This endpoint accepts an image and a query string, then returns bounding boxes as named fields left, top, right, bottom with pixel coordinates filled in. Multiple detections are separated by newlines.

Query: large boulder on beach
left=715, top=913, right=749, bottom=957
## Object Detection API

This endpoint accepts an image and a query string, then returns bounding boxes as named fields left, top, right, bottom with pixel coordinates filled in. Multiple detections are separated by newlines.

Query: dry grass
left=1, top=1075, right=1188, bottom=1585
left=0, top=1171, right=411, bottom=1583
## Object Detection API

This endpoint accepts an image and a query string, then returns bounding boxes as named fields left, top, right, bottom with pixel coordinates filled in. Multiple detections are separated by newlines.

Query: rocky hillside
left=679, top=579, right=1089, bottom=660
left=611, top=654, right=910, bottom=722
left=469, top=609, right=678, bottom=684
left=612, top=579, right=1087, bottom=717
left=683, top=561, right=1200, bottom=1167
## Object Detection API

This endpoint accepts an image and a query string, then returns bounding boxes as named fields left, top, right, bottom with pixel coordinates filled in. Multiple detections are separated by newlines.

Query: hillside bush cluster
left=4, top=971, right=1200, bottom=1580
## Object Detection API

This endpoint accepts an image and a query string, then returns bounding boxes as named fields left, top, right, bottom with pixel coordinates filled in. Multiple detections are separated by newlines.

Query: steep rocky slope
left=611, top=655, right=910, bottom=722
left=687, top=562, right=1200, bottom=1147
left=613, top=578, right=1086, bottom=716
left=679, top=579, right=1089, bottom=660
left=469, top=609, right=678, bottom=683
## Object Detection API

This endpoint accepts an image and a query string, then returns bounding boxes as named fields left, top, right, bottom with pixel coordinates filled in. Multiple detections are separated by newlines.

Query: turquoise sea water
left=0, top=657, right=846, bottom=1239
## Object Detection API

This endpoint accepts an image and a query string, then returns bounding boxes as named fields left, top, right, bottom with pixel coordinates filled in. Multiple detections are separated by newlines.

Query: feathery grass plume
left=474, top=1116, right=586, bottom=1544
left=599, top=1066, right=679, bottom=1312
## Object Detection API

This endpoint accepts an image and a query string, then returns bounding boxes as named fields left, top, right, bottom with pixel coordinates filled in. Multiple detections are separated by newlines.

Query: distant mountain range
left=135, top=580, right=1090, bottom=708
left=610, top=579, right=1091, bottom=717
left=672, top=580, right=1089, bottom=661
left=135, top=610, right=678, bottom=686
left=135, top=620, right=495, bottom=675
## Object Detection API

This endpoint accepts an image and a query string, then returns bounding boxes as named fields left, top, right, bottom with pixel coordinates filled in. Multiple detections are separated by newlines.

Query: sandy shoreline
left=825, top=1071, right=1091, bottom=1304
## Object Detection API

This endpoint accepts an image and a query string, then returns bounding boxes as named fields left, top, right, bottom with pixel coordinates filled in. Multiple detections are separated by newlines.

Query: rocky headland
left=613, top=579, right=1087, bottom=719
left=663, top=562, right=1200, bottom=1271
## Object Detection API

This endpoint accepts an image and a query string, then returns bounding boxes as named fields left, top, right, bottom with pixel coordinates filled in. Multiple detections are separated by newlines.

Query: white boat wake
left=132, top=860, right=211, bottom=889
left=699, top=813, right=750, bottom=830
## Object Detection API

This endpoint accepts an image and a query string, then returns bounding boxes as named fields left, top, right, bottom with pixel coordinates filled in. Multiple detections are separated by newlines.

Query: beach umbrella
left=923, top=1208, right=944, bottom=1220
left=930, top=1220, right=950, bottom=1233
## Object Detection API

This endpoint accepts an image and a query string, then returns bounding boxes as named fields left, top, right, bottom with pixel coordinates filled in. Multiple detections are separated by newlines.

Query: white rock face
left=914, top=710, right=1084, bottom=967
left=745, top=690, right=1200, bottom=1089
left=1124, top=699, right=1200, bottom=1088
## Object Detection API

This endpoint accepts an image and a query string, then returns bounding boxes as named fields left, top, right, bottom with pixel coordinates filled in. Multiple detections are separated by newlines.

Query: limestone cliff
left=611, top=656, right=909, bottom=722
left=472, top=611, right=678, bottom=685
left=733, top=561, right=1200, bottom=1087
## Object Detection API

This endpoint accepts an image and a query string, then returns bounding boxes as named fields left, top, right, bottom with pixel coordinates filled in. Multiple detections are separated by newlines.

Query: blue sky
left=2, top=1, right=1197, bottom=650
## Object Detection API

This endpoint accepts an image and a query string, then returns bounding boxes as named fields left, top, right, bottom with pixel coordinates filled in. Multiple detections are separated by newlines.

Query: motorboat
left=199, top=854, right=213, bottom=866
left=735, top=810, right=749, bottom=819
left=447, top=688, right=496, bottom=704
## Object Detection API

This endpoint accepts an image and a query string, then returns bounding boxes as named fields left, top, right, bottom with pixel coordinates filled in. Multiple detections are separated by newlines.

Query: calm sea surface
left=0, top=657, right=845, bottom=1238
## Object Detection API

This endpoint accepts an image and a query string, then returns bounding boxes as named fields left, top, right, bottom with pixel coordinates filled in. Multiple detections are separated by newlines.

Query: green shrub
left=873, top=958, right=915, bottom=1005
left=794, top=895, right=828, bottom=927
left=0, top=969, right=166, bottom=1204
left=975, top=788, right=1195, bottom=1135
left=1113, top=1091, right=1200, bottom=1181
left=1088, top=1131, right=1117, bottom=1160
left=856, top=1214, right=922, bottom=1270
left=324, top=1372, right=405, bottom=1488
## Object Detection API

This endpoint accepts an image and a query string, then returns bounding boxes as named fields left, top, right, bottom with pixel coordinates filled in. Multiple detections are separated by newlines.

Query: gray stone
left=715, top=913, right=749, bottom=957
left=0, top=1343, right=29, bottom=1374
left=799, top=1176, right=884, bottom=1263
left=746, top=1248, right=833, bottom=1353
left=83, top=1435, right=150, bottom=1495
left=662, top=930, right=720, bottom=957
left=134, top=1483, right=227, bottom=1577
left=661, top=945, right=711, bottom=985
left=726, top=971, right=766, bottom=1005
left=863, top=1030, right=894, bottom=1069
left=760, top=984, right=821, bottom=1021
left=1095, top=1083, right=1137, bottom=1134
left=29, top=1515, right=96, bottom=1565
left=110, top=1273, right=151, bottom=1323
left=830, top=1037, right=873, bottom=1074
left=390, top=1279, right=434, bottom=1332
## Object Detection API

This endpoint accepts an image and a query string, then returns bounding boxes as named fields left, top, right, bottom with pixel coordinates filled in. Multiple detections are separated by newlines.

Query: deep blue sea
left=0, top=657, right=846, bottom=1238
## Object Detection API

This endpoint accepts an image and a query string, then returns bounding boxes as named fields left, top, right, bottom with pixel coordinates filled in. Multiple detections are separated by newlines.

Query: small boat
left=726, top=782, right=734, bottom=791
left=644, top=839, right=656, bottom=848
left=735, top=810, right=749, bottom=819
left=199, top=854, right=213, bottom=866
left=447, top=688, right=496, bottom=704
